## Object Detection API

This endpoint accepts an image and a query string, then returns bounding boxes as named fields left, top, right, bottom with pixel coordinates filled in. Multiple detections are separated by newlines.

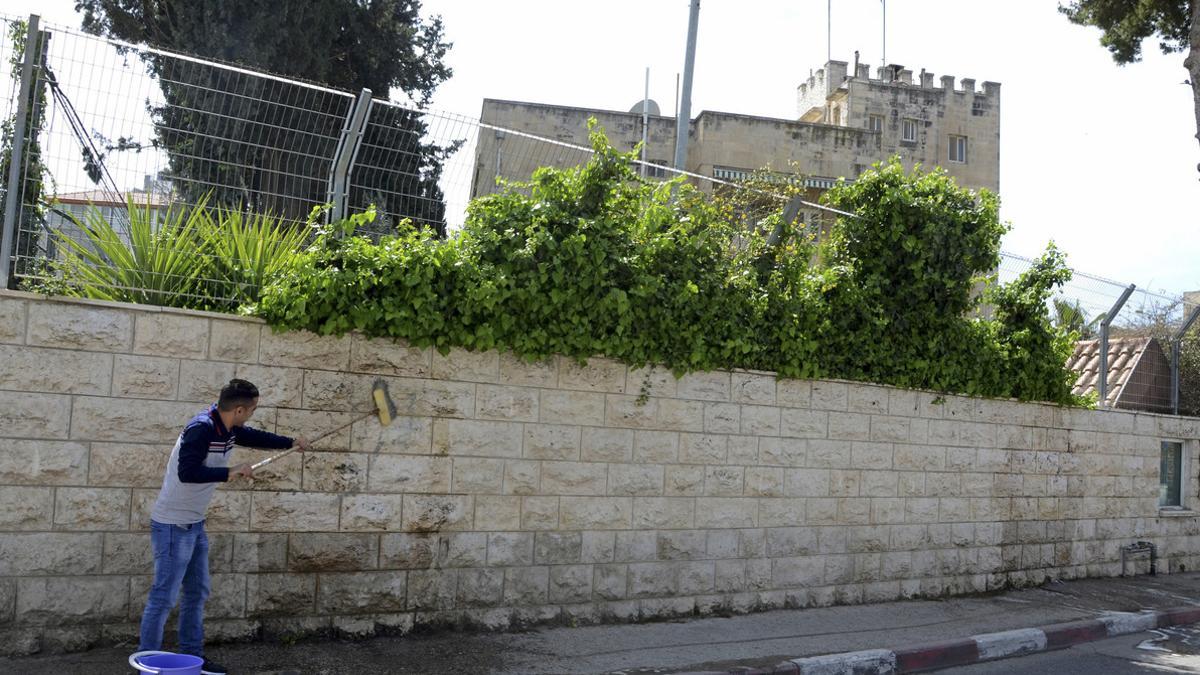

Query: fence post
left=1171, top=304, right=1200, bottom=415
left=1, top=14, right=41, bottom=287
left=325, top=88, right=373, bottom=225
left=1098, top=283, right=1135, bottom=408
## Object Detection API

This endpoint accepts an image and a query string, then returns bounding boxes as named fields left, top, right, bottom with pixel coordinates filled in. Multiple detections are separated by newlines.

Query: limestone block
left=731, top=372, right=776, bottom=405
left=760, top=498, right=807, bottom=527
left=616, top=531, right=658, bottom=562
left=772, top=555, right=824, bottom=587
left=299, top=452, right=367, bottom=493
left=227, top=364, right=304, bottom=408
left=436, top=420, right=522, bottom=459
left=474, top=495, right=522, bottom=531
left=402, top=494, right=473, bottom=532
left=246, top=573, right=316, bottom=616
left=501, top=460, right=539, bottom=496
left=928, top=472, right=962, bottom=496
left=678, top=433, right=728, bottom=464
left=677, top=371, right=731, bottom=401
left=656, top=530, right=707, bottom=560
left=525, top=424, right=581, bottom=461
left=259, top=329, right=351, bottom=370
left=777, top=379, right=812, bottom=409
left=765, top=527, right=817, bottom=557
left=288, top=533, right=378, bottom=572
left=871, top=498, right=906, bottom=525
left=862, top=471, right=898, bottom=497
left=70, top=397, right=196, bottom=443
left=498, top=352, right=557, bottom=387
left=17, top=577, right=128, bottom=624
left=301, top=370, right=376, bottom=412
left=540, top=461, right=607, bottom=495
left=539, top=390, right=605, bottom=426
left=829, top=470, right=861, bottom=497
left=439, top=532, right=488, bottom=567
left=678, top=561, right=717, bottom=595
left=634, top=430, right=679, bottom=463
left=850, top=442, right=893, bottom=470
left=87, top=443, right=167, bottom=488
left=847, top=384, right=888, bottom=414
left=0, top=296, right=26, bottom=344
left=560, top=497, right=632, bottom=529
left=208, top=491, right=252, bottom=531
left=581, top=428, right=634, bottom=462
left=208, top=320, right=261, bottom=363
left=781, top=410, right=828, bottom=439
left=350, top=335, right=430, bottom=377
left=351, top=415, right=432, bottom=455
left=744, top=467, right=784, bottom=497
left=632, top=497, right=694, bottom=529
left=898, top=472, right=926, bottom=497
left=0, top=344, right=112, bottom=395
left=133, top=313, right=208, bottom=358
left=368, top=455, right=451, bottom=493
left=805, top=498, right=838, bottom=526
left=432, top=348, right=499, bottom=382
left=452, top=457, right=505, bottom=493
left=581, top=531, right=616, bottom=563
left=704, top=466, right=745, bottom=496
left=665, top=465, right=705, bottom=496
left=232, top=533, right=288, bottom=572
left=205, top=573, right=248, bottom=619
left=379, top=533, right=437, bottom=569
left=628, top=366, right=678, bottom=400
left=784, top=468, right=830, bottom=497
left=740, top=406, right=781, bottom=436
left=870, top=416, right=910, bottom=443
left=0, top=391, right=70, bottom=439
left=0, top=532, right=103, bottom=575
left=726, top=436, right=757, bottom=464
left=905, top=497, right=940, bottom=524
left=559, top=357, right=627, bottom=393
left=54, top=487, right=129, bottom=530
left=628, top=562, right=677, bottom=597
left=27, top=303, right=132, bottom=352
left=760, top=438, right=806, bottom=467
left=695, top=498, right=757, bottom=528
left=811, top=381, right=848, bottom=411
left=457, top=568, right=504, bottom=607
left=0, top=440, right=88, bottom=485
left=807, top=440, right=851, bottom=469
left=703, top=403, right=740, bottom=434
left=939, top=497, right=972, bottom=522
left=486, top=532, right=534, bottom=566
left=178, top=359, right=235, bottom=402
left=251, top=492, right=340, bottom=531
left=606, top=396, right=703, bottom=432
left=894, top=445, right=946, bottom=472
left=521, top=496, right=559, bottom=530
left=406, top=569, right=458, bottom=610
left=608, top=464, right=664, bottom=496
left=829, top=413, right=872, bottom=441
left=100, top=532, right=152, bottom=574
left=594, top=564, right=627, bottom=600
left=503, top=566, right=549, bottom=605
left=475, top=384, right=539, bottom=422
left=823, top=555, right=855, bottom=585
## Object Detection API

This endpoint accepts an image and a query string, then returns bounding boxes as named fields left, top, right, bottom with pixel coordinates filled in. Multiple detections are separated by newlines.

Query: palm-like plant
left=201, top=207, right=313, bottom=309
left=1052, top=297, right=1103, bottom=339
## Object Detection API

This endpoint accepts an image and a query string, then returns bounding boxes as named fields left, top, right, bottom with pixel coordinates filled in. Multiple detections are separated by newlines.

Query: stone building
left=471, top=59, right=1000, bottom=221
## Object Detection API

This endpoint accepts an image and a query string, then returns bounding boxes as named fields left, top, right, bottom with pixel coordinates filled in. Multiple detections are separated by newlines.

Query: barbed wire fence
left=0, top=13, right=1196, bottom=414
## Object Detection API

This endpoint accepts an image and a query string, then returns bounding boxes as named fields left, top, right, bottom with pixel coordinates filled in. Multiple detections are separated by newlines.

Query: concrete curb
left=700, top=605, right=1200, bottom=674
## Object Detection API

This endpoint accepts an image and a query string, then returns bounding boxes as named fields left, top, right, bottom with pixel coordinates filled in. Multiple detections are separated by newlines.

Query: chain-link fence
left=1, top=13, right=1196, bottom=413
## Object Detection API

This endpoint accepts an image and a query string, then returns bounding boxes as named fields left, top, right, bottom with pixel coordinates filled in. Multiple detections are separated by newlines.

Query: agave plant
left=52, top=195, right=213, bottom=308
left=200, top=207, right=313, bottom=309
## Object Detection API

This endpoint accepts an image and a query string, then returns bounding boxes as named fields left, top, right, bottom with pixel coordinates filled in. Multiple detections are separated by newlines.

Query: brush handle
left=249, top=409, right=375, bottom=471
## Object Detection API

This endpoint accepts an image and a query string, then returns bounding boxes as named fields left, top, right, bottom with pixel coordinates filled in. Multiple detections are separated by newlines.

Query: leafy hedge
left=255, top=127, right=1083, bottom=405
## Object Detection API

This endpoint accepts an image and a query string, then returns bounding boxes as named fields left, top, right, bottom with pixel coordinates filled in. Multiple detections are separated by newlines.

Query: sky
left=5, top=0, right=1199, bottom=300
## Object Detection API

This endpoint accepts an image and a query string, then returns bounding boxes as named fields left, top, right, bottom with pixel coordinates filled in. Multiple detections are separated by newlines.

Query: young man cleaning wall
left=137, top=379, right=309, bottom=674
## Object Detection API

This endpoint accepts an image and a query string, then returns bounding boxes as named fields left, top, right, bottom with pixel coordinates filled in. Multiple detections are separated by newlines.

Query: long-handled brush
left=250, top=378, right=397, bottom=471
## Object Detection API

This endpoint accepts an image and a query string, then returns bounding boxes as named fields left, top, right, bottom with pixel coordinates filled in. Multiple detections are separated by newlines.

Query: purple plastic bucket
left=128, top=650, right=204, bottom=674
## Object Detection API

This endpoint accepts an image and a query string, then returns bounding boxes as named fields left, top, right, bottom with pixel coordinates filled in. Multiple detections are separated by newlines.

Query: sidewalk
left=4, top=573, right=1200, bottom=674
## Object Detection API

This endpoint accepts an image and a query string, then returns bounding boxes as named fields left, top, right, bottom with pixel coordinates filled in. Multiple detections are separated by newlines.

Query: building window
left=713, top=166, right=752, bottom=182
left=1160, top=441, right=1184, bottom=508
left=948, top=135, right=968, bottom=163
left=639, top=159, right=668, bottom=179
left=867, top=115, right=883, bottom=133
left=902, top=118, right=918, bottom=142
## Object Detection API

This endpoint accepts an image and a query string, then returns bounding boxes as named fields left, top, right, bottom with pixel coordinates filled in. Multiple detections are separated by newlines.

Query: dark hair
left=218, top=379, right=260, bottom=411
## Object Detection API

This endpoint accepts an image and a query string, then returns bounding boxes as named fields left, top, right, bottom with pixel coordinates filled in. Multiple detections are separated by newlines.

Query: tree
left=1052, top=297, right=1103, bottom=338
left=1059, top=0, right=1200, bottom=175
left=74, top=0, right=455, bottom=234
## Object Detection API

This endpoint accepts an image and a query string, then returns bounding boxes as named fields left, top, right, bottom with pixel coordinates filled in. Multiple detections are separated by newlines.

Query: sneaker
left=200, top=660, right=228, bottom=675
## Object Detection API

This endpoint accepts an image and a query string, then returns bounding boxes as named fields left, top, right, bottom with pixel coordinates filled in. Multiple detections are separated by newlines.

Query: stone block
left=208, top=491, right=252, bottom=531
left=678, top=433, right=727, bottom=464
left=475, top=384, right=539, bottom=422
left=350, top=336, right=430, bottom=377
left=521, top=497, right=559, bottom=530
left=549, top=565, right=593, bottom=603
left=177, top=359, right=235, bottom=402
left=368, top=455, right=451, bottom=493
left=503, top=566, right=549, bottom=605
left=438, top=532, right=487, bottom=567
left=608, top=464, right=664, bottom=496
left=559, top=357, right=627, bottom=393
left=301, top=370, right=377, bottom=412
left=54, top=487, right=129, bottom=530
left=207, top=320, right=261, bottom=363
left=101, top=532, right=152, bottom=574
left=228, top=364, right=305, bottom=408
left=870, top=416, right=910, bottom=442
left=560, top=497, right=632, bottom=529
left=259, top=329, right=351, bottom=370
left=628, top=562, right=677, bottom=598
left=298, top=452, right=366, bottom=493
left=695, top=498, right=757, bottom=528
left=17, top=577, right=127, bottom=625
left=594, top=564, right=628, bottom=600
left=807, top=440, right=852, bottom=469
left=432, top=348, right=499, bottom=382
left=0, top=391, right=70, bottom=439
left=0, top=532, right=103, bottom=575
left=251, top=492, right=340, bottom=531
left=634, top=431, right=679, bottom=463
left=829, top=412, right=872, bottom=441
left=246, top=573, right=316, bottom=616
left=677, top=371, right=731, bottom=401
left=632, top=497, right=694, bottom=529
left=704, top=466, right=745, bottom=496
left=88, top=443, right=169, bottom=488
left=616, top=531, right=659, bottom=562
left=581, top=428, right=633, bottom=462
left=338, top=494, right=405, bottom=532
left=781, top=410, right=828, bottom=439
left=318, top=571, right=407, bottom=613
left=452, top=457, right=506, bottom=493
left=732, top=372, right=776, bottom=405
left=0, top=440, right=88, bottom=485
left=27, top=303, right=132, bottom=352
left=438, top=419, right=523, bottom=459
left=524, top=424, right=581, bottom=460
left=665, top=465, right=705, bottom=496
left=850, top=442, right=894, bottom=470
left=760, top=438, right=806, bottom=466
left=772, top=555, right=824, bottom=587
left=581, top=531, right=616, bottom=563
left=0, top=296, right=26, bottom=344
left=133, top=313, right=208, bottom=359
left=289, top=533, right=378, bottom=571
left=704, top=402, right=740, bottom=434
left=501, top=460, right=539, bottom=496
left=656, top=530, right=707, bottom=560
left=829, top=470, right=861, bottom=497
left=402, top=495, right=473, bottom=532
left=893, top=445, right=945, bottom=472
left=232, top=533, right=288, bottom=572
left=847, top=384, right=888, bottom=414
left=540, top=461, right=607, bottom=495
left=70, top=397, right=196, bottom=443
left=406, top=569, right=458, bottom=610
left=862, top=471, right=898, bottom=497
left=0, top=344, right=112, bottom=395
left=760, top=498, right=807, bottom=527
left=806, top=498, right=839, bottom=526
left=607, top=396, right=703, bottom=432
left=379, top=533, right=437, bottom=569
left=628, top=366, right=678, bottom=399
left=457, top=568, right=504, bottom=607
left=784, top=468, right=830, bottom=497
left=539, top=390, right=605, bottom=426
left=486, top=532, right=534, bottom=566
left=811, top=381, right=848, bottom=411
left=498, top=352, right=557, bottom=387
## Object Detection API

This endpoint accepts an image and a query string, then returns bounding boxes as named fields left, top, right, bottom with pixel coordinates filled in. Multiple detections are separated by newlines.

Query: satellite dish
left=629, top=99, right=661, bottom=116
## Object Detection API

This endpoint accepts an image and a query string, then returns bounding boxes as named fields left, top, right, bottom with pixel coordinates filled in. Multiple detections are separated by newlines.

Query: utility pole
left=673, top=0, right=701, bottom=172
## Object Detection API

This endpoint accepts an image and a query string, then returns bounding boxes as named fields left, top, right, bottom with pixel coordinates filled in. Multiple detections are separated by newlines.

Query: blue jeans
left=138, top=520, right=210, bottom=657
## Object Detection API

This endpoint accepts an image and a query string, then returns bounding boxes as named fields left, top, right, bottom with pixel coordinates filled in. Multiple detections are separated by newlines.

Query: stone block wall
left=1, top=291, right=1199, bottom=655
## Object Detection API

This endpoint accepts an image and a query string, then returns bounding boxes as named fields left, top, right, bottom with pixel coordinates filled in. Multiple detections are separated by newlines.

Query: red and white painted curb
left=697, top=606, right=1200, bottom=674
